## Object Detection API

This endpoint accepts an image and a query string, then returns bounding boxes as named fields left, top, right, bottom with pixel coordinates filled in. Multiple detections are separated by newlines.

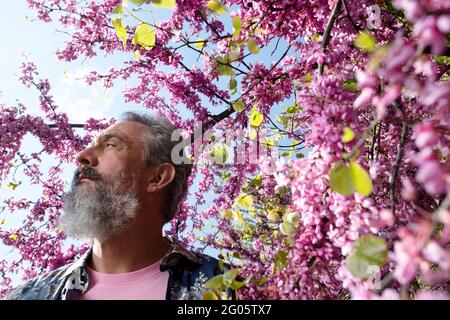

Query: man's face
left=59, top=121, right=149, bottom=241
left=76, top=120, right=148, bottom=183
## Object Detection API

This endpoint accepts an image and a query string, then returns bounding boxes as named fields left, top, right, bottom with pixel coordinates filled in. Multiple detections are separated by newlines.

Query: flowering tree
left=1, top=0, right=449, bottom=299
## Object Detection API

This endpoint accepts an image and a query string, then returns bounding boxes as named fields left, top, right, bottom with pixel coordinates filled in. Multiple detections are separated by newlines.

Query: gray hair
left=121, top=111, right=193, bottom=222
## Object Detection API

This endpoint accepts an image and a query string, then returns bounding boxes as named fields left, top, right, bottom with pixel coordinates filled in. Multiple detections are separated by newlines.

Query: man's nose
left=75, top=147, right=98, bottom=167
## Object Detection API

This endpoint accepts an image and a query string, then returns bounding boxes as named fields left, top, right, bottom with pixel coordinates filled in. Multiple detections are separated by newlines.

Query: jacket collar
left=160, top=235, right=204, bottom=271
left=62, top=236, right=204, bottom=277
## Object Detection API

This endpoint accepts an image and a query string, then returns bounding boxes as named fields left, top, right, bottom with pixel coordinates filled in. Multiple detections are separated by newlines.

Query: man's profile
left=3, top=112, right=227, bottom=300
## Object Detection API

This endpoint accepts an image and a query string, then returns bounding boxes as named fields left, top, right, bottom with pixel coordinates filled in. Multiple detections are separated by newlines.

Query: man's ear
left=145, top=163, right=176, bottom=193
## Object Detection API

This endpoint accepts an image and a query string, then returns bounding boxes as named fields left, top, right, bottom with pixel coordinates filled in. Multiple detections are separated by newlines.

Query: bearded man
left=4, top=112, right=228, bottom=300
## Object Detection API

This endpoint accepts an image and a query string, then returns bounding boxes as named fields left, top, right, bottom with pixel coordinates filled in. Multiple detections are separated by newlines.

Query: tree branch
left=390, top=122, right=409, bottom=214
left=318, top=0, right=343, bottom=75
left=342, top=0, right=360, bottom=32
left=48, top=123, right=84, bottom=128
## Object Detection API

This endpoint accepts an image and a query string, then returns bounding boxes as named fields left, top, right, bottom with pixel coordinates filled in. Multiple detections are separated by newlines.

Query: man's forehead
left=93, top=121, right=147, bottom=143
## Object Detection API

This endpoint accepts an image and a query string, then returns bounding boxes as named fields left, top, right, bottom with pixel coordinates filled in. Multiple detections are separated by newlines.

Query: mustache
left=71, top=166, right=103, bottom=188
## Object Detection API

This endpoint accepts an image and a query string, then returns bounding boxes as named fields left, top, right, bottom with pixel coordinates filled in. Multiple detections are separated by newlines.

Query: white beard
left=59, top=172, right=139, bottom=242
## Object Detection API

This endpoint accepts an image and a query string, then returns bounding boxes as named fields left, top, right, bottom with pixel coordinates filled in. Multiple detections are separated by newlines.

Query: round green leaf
left=211, top=144, right=228, bottom=164
left=355, top=31, right=377, bottom=52
left=132, top=23, right=155, bottom=49
left=112, top=18, right=127, bottom=48
left=329, top=162, right=354, bottom=196
left=346, top=235, right=387, bottom=279
left=349, top=161, right=372, bottom=196
left=232, top=100, right=245, bottom=112
left=280, top=221, right=296, bottom=236
left=248, top=40, right=260, bottom=54
left=283, top=212, right=300, bottom=225
left=249, top=108, right=264, bottom=127
left=342, top=127, right=355, bottom=143
left=207, top=0, right=226, bottom=14
left=237, top=193, right=253, bottom=208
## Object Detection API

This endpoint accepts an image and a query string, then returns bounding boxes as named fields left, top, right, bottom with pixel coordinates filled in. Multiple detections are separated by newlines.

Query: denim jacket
left=2, top=237, right=225, bottom=300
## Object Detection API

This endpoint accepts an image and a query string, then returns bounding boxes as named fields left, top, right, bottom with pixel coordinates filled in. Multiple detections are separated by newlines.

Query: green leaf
left=329, top=162, right=354, bottom=196
left=195, top=39, right=206, bottom=49
left=229, top=78, right=238, bottom=95
left=9, top=233, right=18, bottom=241
left=232, top=16, right=241, bottom=38
left=232, top=100, right=245, bottom=112
left=129, top=0, right=147, bottom=4
left=343, top=79, right=358, bottom=92
left=6, top=181, right=21, bottom=190
left=112, top=5, right=123, bottom=14
left=203, top=290, right=219, bottom=300
left=286, top=105, right=296, bottom=114
left=152, top=0, right=176, bottom=8
left=112, top=18, right=127, bottom=48
left=251, top=277, right=268, bottom=285
left=207, top=0, right=226, bottom=14
left=279, top=221, right=296, bottom=236
left=251, top=174, right=262, bottom=187
left=349, top=161, right=372, bottom=196
left=342, top=127, right=355, bottom=143
left=283, top=212, right=300, bottom=225
left=247, top=40, right=260, bottom=54
left=346, top=235, right=387, bottom=279
left=133, top=49, right=141, bottom=61
left=132, top=23, right=156, bottom=49
left=278, top=115, right=288, bottom=127
left=228, top=46, right=240, bottom=61
left=211, top=144, right=228, bottom=164
left=274, top=250, right=287, bottom=270
left=230, top=280, right=246, bottom=290
left=329, top=161, right=373, bottom=196
left=355, top=31, right=377, bottom=52
left=237, top=193, right=253, bottom=208
left=305, top=73, right=312, bottom=81
left=218, top=259, right=224, bottom=271
left=434, top=55, right=450, bottom=65
left=249, top=108, right=264, bottom=127
left=223, top=269, right=240, bottom=287
left=215, top=56, right=233, bottom=76
left=205, top=275, right=224, bottom=289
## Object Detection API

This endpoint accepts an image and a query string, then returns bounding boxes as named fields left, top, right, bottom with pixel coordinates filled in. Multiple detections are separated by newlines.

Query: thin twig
left=390, top=122, right=409, bottom=214
left=48, top=123, right=84, bottom=128
left=318, top=0, right=343, bottom=75
left=342, top=0, right=360, bottom=32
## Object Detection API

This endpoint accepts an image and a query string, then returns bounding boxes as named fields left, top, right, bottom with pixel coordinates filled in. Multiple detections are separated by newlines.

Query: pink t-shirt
left=74, top=260, right=169, bottom=300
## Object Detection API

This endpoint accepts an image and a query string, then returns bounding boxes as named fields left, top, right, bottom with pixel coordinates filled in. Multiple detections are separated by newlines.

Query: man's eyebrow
left=91, top=133, right=129, bottom=147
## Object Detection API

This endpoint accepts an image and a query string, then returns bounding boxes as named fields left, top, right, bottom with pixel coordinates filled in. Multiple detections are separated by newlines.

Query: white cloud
left=53, top=68, right=115, bottom=123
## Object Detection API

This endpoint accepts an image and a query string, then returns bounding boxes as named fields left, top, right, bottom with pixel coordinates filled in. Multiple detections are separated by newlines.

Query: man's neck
left=89, top=229, right=171, bottom=274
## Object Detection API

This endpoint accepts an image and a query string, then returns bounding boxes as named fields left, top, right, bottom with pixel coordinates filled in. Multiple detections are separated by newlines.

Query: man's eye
left=105, top=143, right=116, bottom=148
